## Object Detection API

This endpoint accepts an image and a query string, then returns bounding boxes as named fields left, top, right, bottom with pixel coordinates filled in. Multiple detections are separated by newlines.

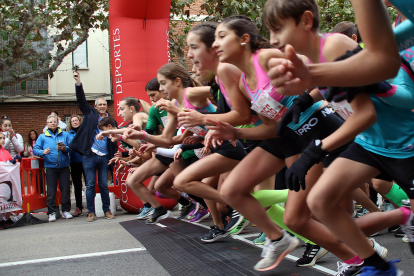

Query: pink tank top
left=241, top=50, right=285, bottom=103
left=183, top=88, right=214, bottom=113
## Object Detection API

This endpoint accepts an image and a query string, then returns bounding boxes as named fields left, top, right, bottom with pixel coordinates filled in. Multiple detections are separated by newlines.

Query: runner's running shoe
left=136, top=207, right=154, bottom=220
left=359, top=260, right=402, bottom=276
left=229, top=219, right=250, bottom=235
left=335, top=261, right=364, bottom=276
left=254, top=232, right=267, bottom=245
left=146, top=207, right=170, bottom=224
left=400, top=202, right=414, bottom=254
left=254, top=230, right=299, bottom=271
left=200, top=225, right=229, bottom=243
left=296, top=243, right=328, bottom=267
left=224, top=209, right=244, bottom=232
left=371, top=238, right=388, bottom=258
left=177, top=202, right=198, bottom=220
left=190, top=209, right=210, bottom=223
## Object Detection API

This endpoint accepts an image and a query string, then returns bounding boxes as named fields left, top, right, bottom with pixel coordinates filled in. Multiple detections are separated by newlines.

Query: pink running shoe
left=190, top=209, right=210, bottom=223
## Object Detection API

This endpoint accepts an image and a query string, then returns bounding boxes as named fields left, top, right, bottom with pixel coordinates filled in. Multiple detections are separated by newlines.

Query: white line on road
left=0, top=247, right=147, bottom=268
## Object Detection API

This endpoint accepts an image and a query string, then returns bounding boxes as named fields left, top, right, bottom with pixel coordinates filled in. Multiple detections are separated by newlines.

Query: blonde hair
left=66, top=114, right=83, bottom=132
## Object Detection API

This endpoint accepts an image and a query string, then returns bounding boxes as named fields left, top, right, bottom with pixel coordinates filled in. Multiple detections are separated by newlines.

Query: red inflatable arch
left=109, top=0, right=176, bottom=213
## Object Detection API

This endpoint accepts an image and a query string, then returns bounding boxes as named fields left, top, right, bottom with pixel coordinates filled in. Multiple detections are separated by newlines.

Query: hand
left=285, top=140, right=327, bottom=192
left=43, top=148, right=51, bottom=155
left=205, top=119, right=237, bottom=141
left=267, top=45, right=311, bottom=96
left=115, top=164, right=125, bottom=176
left=108, top=157, right=120, bottom=165
left=174, top=148, right=183, bottom=162
left=177, top=109, right=205, bottom=127
left=96, top=131, right=110, bottom=140
left=111, top=135, right=120, bottom=143
left=7, top=128, right=15, bottom=138
left=73, top=71, right=81, bottom=85
left=128, top=124, right=142, bottom=131
left=276, top=93, right=314, bottom=136
left=138, top=143, right=156, bottom=155
left=114, top=151, right=122, bottom=158
left=128, top=148, right=138, bottom=156
left=155, top=99, right=181, bottom=115
left=57, top=144, right=66, bottom=151
left=183, top=135, right=204, bottom=145
left=123, top=128, right=144, bottom=140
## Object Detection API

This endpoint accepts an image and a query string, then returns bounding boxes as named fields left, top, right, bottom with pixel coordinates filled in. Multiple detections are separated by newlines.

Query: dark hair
left=28, top=130, right=38, bottom=144
left=121, top=97, right=141, bottom=112
left=158, top=62, right=201, bottom=88
left=332, top=21, right=362, bottom=43
left=145, top=78, right=160, bottom=91
left=50, top=110, right=59, bottom=116
left=98, top=117, right=118, bottom=129
left=221, top=15, right=274, bottom=53
left=1, top=116, right=11, bottom=126
left=263, top=0, right=320, bottom=32
left=189, top=22, right=218, bottom=48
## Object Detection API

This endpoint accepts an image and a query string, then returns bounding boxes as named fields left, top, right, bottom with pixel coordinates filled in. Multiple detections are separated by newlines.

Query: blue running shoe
left=359, top=260, right=402, bottom=276
left=136, top=207, right=154, bottom=220
left=254, top=232, right=266, bottom=245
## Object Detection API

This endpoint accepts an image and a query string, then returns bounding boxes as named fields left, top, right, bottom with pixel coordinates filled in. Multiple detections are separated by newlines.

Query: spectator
left=24, top=130, right=39, bottom=158
left=67, top=114, right=85, bottom=217
left=70, top=71, right=117, bottom=222
left=33, top=115, right=73, bottom=222
left=1, top=116, right=24, bottom=157
left=43, top=111, right=67, bottom=133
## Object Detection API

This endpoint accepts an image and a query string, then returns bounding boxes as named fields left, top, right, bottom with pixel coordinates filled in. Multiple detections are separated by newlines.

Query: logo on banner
left=0, top=163, right=22, bottom=213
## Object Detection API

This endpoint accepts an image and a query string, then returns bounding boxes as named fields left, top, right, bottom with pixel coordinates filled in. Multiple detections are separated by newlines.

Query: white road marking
left=0, top=247, right=147, bottom=268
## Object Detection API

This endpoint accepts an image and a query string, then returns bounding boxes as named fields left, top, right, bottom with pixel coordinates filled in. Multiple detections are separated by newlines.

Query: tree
left=0, top=0, right=108, bottom=87
left=169, top=0, right=398, bottom=68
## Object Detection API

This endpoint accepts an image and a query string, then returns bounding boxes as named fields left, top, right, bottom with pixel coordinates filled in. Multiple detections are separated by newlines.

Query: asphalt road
left=0, top=199, right=412, bottom=276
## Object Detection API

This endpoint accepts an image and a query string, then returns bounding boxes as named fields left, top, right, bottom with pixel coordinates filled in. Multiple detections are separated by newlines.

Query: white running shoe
left=254, top=230, right=299, bottom=271
left=370, top=238, right=388, bottom=258
left=62, top=211, right=73, bottom=219
left=48, top=213, right=57, bottom=222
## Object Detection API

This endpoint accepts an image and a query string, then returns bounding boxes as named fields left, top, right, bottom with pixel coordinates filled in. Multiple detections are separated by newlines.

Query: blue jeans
left=83, top=153, right=110, bottom=214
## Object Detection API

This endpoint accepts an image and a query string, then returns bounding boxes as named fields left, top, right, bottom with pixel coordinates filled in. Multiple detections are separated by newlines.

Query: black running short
left=210, top=140, right=247, bottom=161
left=340, top=142, right=414, bottom=199
left=242, top=139, right=262, bottom=153
left=260, top=107, right=348, bottom=167
left=183, top=155, right=199, bottom=169
left=155, top=154, right=174, bottom=167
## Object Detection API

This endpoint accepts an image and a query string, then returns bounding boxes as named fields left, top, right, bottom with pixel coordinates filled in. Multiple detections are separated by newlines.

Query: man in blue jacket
left=34, top=115, right=73, bottom=222
left=70, top=72, right=117, bottom=222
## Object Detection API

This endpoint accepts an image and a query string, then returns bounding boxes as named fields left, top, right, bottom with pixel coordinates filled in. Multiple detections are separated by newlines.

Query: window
left=72, top=34, right=88, bottom=69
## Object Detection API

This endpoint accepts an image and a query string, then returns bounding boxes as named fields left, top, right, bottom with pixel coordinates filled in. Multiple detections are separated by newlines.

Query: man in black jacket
left=70, top=72, right=117, bottom=222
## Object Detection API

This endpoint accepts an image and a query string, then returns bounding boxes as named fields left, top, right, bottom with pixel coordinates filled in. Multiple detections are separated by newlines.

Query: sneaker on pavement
left=73, top=208, right=83, bottom=217
left=335, top=261, right=364, bottom=276
left=187, top=207, right=198, bottom=220
left=370, top=238, right=388, bottom=258
left=224, top=209, right=244, bottom=232
left=296, top=243, right=328, bottom=267
left=200, top=225, right=229, bottom=243
left=359, top=260, right=402, bottom=276
left=229, top=219, right=250, bottom=235
left=394, top=227, right=406, bottom=237
left=48, top=212, right=57, bottom=222
left=190, top=209, right=210, bottom=223
left=356, top=208, right=369, bottom=218
left=136, top=207, right=154, bottom=220
left=105, top=211, right=115, bottom=219
left=177, top=202, right=198, bottom=220
left=400, top=205, right=414, bottom=254
left=254, top=230, right=300, bottom=271
left=254, top=232, right=267, bottom=245
left=146, top=207, right=170, bottom=224
left=62, top=211, right=73, bottom=219
left=86, top=213, right=96, bottom=222
left=388, top=225, right=400, bottom=233
left=402, top=234, right=409, bottom=243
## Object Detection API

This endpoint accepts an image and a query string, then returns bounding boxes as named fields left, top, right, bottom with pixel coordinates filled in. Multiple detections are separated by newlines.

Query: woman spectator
left=67, top=115, right=85, bottom=217
left=43, top=111, right=67, bottom=133
left=33, top=115, right=72, bottom=222
left=24, top=130, right=39, bottom=158
left=1, top=116, right=24, bottom=157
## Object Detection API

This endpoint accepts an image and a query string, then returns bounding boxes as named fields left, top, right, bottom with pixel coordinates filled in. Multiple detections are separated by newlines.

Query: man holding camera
left=33, top=115, right=73, bottom=222
left=69, top=71, right=118, bottom=222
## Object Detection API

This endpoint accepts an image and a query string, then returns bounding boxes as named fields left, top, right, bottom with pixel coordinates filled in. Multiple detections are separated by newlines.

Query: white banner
left=0, top=163, right=22, bottom=213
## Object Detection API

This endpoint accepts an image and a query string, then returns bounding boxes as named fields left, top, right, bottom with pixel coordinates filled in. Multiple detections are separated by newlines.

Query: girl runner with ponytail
left=261, top=0, right=413, bottom=274
left=205, top=14, right=371, bottom=272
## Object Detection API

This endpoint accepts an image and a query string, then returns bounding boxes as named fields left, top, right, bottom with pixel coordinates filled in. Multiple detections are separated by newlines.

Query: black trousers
left=45, top=167, right=71, bottom=214
left=70, top=162, right=85, bottom=209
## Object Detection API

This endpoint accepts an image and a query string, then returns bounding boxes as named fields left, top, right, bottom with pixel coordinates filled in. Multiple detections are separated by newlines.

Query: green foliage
left=0, top=0, right=109, bottom=86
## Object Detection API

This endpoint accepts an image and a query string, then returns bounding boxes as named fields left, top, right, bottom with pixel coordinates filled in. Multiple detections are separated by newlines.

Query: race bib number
left=185, top=126, right=208, bottom=137
left=329, top=100, right=353, bottom=120
left=194, top=148, right=209, bottom=159
left=160, top=116, right=168, bottom=128
left=251, top=91, right=288, bottom=122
